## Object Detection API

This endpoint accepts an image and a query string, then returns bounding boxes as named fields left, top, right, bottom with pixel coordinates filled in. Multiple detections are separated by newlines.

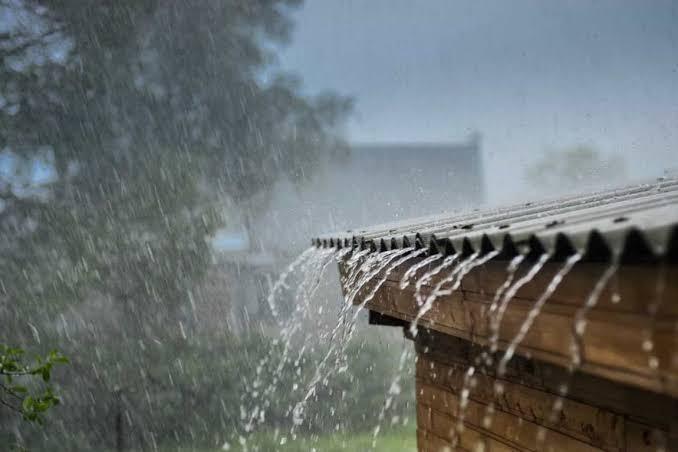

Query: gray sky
left=278, top=0, right=678, bottom=202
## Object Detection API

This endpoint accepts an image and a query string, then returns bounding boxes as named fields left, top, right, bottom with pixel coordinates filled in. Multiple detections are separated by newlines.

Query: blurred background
left=0, top=0, right=676, bottom=450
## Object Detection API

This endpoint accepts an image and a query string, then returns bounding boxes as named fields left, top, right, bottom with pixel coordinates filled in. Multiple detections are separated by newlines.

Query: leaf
left=22, top=395, right=34, bottom=412
left=40, top=366, right=51, bottom=382
left=11, top=385, right=28, bottom=393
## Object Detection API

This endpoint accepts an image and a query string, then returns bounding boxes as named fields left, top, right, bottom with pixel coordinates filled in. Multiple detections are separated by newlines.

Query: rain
left=1, top=1, right=677, bottom=452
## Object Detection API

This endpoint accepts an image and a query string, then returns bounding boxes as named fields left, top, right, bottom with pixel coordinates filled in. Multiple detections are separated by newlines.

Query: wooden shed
left=314, top=179, right=678, bottom=451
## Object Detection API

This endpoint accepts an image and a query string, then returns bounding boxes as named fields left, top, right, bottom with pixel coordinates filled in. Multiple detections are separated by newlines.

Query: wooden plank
left=417, top=403, right=432, bottom=432
left=414, top=330, right=678, bottom=432
left=339, top=256, right=678, bottom=451
left=624, top=421, right=670, bottom=452
left=427, top=403, right=524, bottom=451
left=459, top=261, right=678, bottom=316
left=416, top=356, right=625, bottom=450
left=418, top=428, right=459, bottom=452
left=416, top=335, right=678, bottom=450
left=419, top=409, right=523, bottom=452
left=339, top=254, right=678, bottom=319
left=419, top=380, right=604, bottom=451
left=349, top=267, right=678, bottom=396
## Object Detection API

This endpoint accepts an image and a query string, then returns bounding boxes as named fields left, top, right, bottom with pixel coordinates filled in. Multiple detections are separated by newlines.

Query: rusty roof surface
left=312, top=177, right=678, bottom=262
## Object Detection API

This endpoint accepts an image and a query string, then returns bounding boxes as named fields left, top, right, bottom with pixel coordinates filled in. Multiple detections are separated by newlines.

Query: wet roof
left=312, top=177, right=678, bottom=262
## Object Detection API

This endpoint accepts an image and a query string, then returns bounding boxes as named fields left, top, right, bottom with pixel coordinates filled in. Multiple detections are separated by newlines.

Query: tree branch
left=0, top=382, right=23, bottom=401
left=0, top=394, right=21, bottom=413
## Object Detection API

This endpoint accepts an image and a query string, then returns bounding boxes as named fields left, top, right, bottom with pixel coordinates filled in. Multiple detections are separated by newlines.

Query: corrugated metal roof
left=312, top=177, right=678, bottom=262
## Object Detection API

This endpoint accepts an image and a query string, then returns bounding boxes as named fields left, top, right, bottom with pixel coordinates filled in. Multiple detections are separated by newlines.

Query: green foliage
left=0, top=344, right=68, bottom=424
left=0, top=0, right=350, bottom=332
left=5, top=331, right=412, bottom=451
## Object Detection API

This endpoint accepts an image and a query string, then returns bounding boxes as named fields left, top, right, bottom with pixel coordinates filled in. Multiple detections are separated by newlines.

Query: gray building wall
left=252, top=135, right=484, bottom=253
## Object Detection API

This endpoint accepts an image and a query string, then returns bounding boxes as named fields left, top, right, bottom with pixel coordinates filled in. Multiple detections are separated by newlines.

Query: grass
left=236, top=426, right=417, bottom=451
left=236, top=429, right=417, bottom=451
left=159, top=426, right=417, bottom=452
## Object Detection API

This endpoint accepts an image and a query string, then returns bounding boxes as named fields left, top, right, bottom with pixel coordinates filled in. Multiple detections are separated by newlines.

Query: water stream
left=496, top=253, right=582, bottom=377
left=291, top=247, right=424, bottom=435
left=479, top=253, right=581, bottom=440
left=474, top=253, right=549, bottom=438
left=399, top=253, right=443, bottom=290
left=371, top=345, right=412, bottom=449
left=241, top=247, right=337, bottom=439
left=265, top=247, right=316, bottom=325
left=532, top=260, right=619, bottom=446
left=408, top=252, right=476, bottom=337
left=451, top=253, right=524, bottom=445
left=570, top=262, right=619, bottom=369
left=488, top=253, right=550, bottom=354
left=643, top=262, right=667, bottom=373
left=243, top=241, right=664, bottom=451
left=414, top=254, right=460, bottom=307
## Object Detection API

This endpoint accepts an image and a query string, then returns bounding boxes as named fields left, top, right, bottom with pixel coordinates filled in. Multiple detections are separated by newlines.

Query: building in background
left=253, top=133, right=485, bottom=253
left=206, top=134, right=484, bottom=326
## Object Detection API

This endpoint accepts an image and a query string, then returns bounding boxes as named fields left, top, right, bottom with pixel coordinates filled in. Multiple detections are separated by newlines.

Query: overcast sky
left=277, top=0, right=678, bottom=202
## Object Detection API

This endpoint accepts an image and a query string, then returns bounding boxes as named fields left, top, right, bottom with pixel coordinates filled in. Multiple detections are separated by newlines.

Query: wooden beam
left=338, top=256, right=678, bottom=397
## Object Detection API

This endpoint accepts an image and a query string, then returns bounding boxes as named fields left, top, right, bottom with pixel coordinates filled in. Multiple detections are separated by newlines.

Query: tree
left=0, top=1, right=350, bottom=448
left=0, top=0, right=350, bottom=336
left=525, top=145, right=626, bottom=195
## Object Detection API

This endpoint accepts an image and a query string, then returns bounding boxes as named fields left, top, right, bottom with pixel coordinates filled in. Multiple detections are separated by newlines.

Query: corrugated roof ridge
left=313, top=178, right=678, bottom=261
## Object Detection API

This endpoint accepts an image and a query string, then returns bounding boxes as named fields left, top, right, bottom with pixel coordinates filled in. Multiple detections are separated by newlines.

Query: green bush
left=5, top=329, right=413, bottom=451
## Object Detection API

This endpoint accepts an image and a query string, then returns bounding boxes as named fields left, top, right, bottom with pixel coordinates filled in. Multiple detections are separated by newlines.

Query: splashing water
left=642, top=263, right=667, bottom=373
left=418, top=250, right=501, bottom=447
left=326, top=247, right=375, bottom=349
left=414, top=254, right=460, bottom=307
left=333, top=247, right=427, bottom=385
left=533, top=260, right=619, bottom=447
left=294, top=248, right=338, bottom=312
left=497, top=253, right=581, bottom=376
left=409, top=252, right=478, bottom=338
left=481, top=252, right=549, bottom=429
left=266, top=247, right=316, bottom=325
left=340, top=248, right=431, bottom=353
left=454, top=256, right=526, bottom=434
left=399, top=253, right=443, bottom=289
left=336, top=248, right=414, bottom=349
left=478, top=254, right=525, bottom=370
left=539, top=259, right=666, bottom=447
left=436, top=250, right=500, bottom=298
left=291, top=247, right=428, bottom=433
left=344, top=249, right=409, bottom=305
left=342, top=248, right=379, bottom=292
left=488, top=253, right=550, bottom=354
left=352, top=248, right=427, bottom=319
left=241, top=247, right=337, bottom=437
left=371, top=345, right=412, bottom=449
left=450, top=365, right=476, bottom=449
left=487, top=255, right=526, bottom=321
left=570, top=262, right=619, bottom=369
left=339, top=248, right=423, bottom=352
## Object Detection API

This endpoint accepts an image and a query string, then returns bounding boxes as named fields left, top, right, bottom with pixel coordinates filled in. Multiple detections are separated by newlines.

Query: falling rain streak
left=242, top=233, right=670, bottom=450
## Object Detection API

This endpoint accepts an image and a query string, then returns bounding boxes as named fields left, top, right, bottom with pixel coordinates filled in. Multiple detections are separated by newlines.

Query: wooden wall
left=414, top=330, right=677, bottom=451
left=338, top=254, right=678, bottom=451
left=344, top=257, right=678, bottom=396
